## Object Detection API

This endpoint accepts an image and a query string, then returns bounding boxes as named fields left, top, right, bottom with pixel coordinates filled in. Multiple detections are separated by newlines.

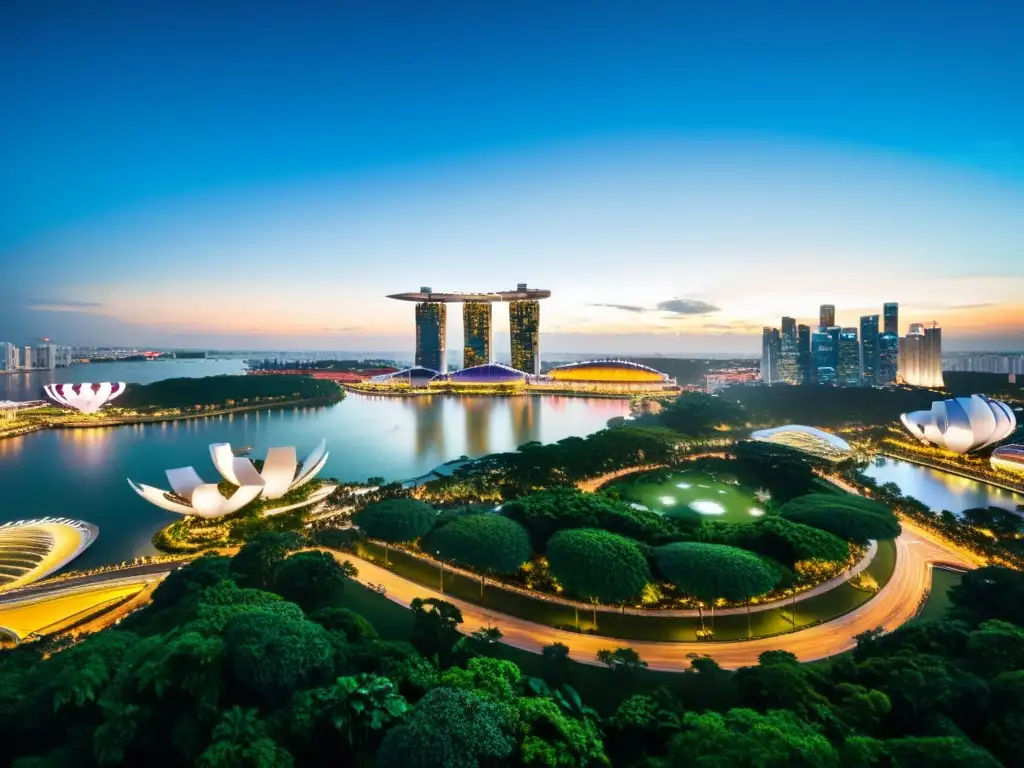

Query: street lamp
left=436, top=550, right=444, bottom=593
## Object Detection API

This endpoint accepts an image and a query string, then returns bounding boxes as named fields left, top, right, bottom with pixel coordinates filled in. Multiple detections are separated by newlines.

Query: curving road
left=335, top=518, right=978, bottom=671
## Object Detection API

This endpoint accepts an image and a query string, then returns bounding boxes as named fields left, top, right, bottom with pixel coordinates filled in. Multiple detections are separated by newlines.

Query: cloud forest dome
left=547, top=359, right=673, bottom=383
left=901, top=394, right=1016, bottom=454
left=0, top=518, right=98, bottom=592
left=749, top=425, right=853, bottom=461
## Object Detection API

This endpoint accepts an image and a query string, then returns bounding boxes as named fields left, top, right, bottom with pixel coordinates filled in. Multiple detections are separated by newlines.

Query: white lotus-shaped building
left=44, top=382, right=125, bottom=413
left=128, top=440, right=331, bottom=518
left=900, top=395, right=1016, bottom=454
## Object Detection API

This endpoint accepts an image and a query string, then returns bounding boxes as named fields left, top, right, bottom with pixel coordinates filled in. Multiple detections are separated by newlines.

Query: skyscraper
left=761, top=327, right=780, bottom=383
left=797, top=324, right=812, bottom=384
left=883, top=302, right=899, bottom=336
left=898, top=323, right=944, bottom=388
left=509, top=300, right=541, bottom=374
left=0, top=342, right=16, bottom=372
left=462, top=302, right=492, bottom=368
left=415, top=302, right=447, bottom=373
left=778, top=317, right=799, bottom=384
left=860, top=314, right=879, bottom=386
left=837, top=327, right=860, bottom=386
left=819, top=304, right=835, bottom=329
left=878, top=332, right=899, bottom=385
left=811, top=330, right=836, bottom=383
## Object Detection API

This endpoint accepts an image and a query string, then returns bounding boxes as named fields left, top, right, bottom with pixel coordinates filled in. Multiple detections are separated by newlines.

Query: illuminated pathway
left=333, top=518, right=977, bottom=671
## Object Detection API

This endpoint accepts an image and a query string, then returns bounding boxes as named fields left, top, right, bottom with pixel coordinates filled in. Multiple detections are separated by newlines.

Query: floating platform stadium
left=362, top=359, right=680, bottom=395
left=0, top=518, right=98, bottom=592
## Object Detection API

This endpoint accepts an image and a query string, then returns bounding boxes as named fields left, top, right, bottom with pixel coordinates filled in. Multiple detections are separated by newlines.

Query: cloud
left=588, top=303, right=647, bottom=313
left=590, top=298, right=720, bottom=316
left=657, top=298, right=720, bottom=315
left=24, top=298, right=104, bottom=309
left=322, top=326, right=362, bottom=332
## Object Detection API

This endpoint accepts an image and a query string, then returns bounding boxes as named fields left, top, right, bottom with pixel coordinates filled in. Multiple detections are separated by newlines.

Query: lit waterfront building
left=797, top=324, right=812, bottom=385
left=760, top=327, right=780, bottom=383
left=462, top=301, right=492, bottom=368
left=899, top=323, right=944, bottom=388
left=883, top=302, right=899, bottom=335
left=749, top=425, right=852, bottom=461
left=878, top=332, right=899, bottom=385
left=901, top=395, right=1015, bottom=453
left=860, top=314, right=879, bottom=386
left=811, top=329, right=837, bottom=384
left=0, top=342, right=16, bottom=372
left=0, top=518, right=98, bottom=593
left=819, top=304, right=835, bottom=330
left=389, top=284, right=550, bottom=375
left=509, top=299, right=541, bottom=375
left=837, top=327, right=860, bottom=386
left=706, top=367, right=760, bottom=392
left=415, top=300, right=447, bottom=373
left=991, top=444, right=1024, bottom=475
left=944, top=354, right=1024, bottom=375
left=778, top=317, right=800, bottom=384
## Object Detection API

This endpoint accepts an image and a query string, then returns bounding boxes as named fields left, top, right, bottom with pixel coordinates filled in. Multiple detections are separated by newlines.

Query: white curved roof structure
left=129, top=440, right=330, bottom=518
left=44, top=382, right=125, bottom=413
left=991, top=444, right=1024, bottom=474
left=901, top=395, right=1016, bottom=454
left=750, top=425, right=853, bottom=461
left=0, top=518, right=98, bottom=592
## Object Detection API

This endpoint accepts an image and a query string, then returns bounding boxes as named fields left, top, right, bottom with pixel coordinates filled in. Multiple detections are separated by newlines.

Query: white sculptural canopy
left=901, top=395, right=1016, bottom=454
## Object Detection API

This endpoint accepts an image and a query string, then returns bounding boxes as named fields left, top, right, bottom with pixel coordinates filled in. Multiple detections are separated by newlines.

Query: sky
left=1, top=1, right=1022, bottom=354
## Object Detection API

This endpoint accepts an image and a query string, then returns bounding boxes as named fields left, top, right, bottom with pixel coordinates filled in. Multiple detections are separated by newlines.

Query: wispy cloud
left=589, top=298, right=720, bottom=317
left=24, top=298, right=104, bottom=309
left=322, top=326, right=362, bottom=332
left=703, top=321, right=762, bottom=333
left=589, top=303, right=647, bottom=313
left=657, top=298, right=720, bottom=316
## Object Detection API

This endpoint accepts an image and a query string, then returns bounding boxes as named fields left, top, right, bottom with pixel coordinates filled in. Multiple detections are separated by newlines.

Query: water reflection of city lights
left=658, top=496, right=676, bottom=506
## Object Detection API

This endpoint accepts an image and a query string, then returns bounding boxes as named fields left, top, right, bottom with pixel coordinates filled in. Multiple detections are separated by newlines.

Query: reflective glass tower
left=819, top=304, right=835, bottom=330
left=797, top=324, right=812, bottom=384
left=883, top=302, right=899, bottom=336
left=878, top=332, right=899, bottom=385
left=761, top=327, right=780, bottom=383
left=837, top=327, right=860, bottom=386
left=898, top=324, right=944, bottom=387
left=860, top=314, right=879, bottom=386
left=509, top=300, right=541, bottom=374
left=415, top=302, right=447, bottom=373
left=778, top=317, right=799, bottom=384
left=462, top=302, right=492, bottom=368
left=812, top=330, right=836, bottom=383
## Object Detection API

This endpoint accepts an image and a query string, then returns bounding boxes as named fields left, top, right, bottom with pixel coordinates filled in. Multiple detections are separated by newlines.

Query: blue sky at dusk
left=2, top=1, right=1022, bottom=352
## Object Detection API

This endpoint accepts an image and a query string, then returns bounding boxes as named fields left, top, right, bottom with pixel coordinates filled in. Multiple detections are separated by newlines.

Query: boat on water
left=232, top=445, right=253, bottom=456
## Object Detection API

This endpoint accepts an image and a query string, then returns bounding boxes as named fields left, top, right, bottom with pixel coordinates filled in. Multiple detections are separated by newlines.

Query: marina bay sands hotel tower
left=387, top=284, right=551, bottom=374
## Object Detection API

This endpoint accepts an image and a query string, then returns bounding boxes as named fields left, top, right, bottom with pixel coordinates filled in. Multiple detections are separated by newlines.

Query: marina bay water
left=0, top=393, right=628, bottom=570
left=864, top=456, right=1024, bottom=515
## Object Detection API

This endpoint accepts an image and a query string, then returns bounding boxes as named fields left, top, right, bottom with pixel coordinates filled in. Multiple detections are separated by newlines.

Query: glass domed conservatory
left=431, top=363, right=527, bottom=388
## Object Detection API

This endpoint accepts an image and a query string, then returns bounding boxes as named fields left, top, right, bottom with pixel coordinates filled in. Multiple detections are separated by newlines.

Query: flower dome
left=44, top=382, right=125, bottom=413
left=901, top=395, right=1016, bottom=454
left=443, top=363, right=526, bottom=385
left=750, top=425, right=852, bottom=461
left=548, top=360, right=671, bottom=383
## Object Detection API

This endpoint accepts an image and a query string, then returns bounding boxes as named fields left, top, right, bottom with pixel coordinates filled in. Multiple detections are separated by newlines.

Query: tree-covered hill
left=116, top=375, right=344, bottom=411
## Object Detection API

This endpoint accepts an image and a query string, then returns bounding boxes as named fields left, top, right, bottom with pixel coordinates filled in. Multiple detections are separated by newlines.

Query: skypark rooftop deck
left=387, top=287, right=551, bottom=303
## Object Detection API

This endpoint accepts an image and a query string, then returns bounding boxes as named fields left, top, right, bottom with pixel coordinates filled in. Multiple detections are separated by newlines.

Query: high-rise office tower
left=509, top=299, right=541, bottom=374
left=837, top=327, right=860, bottom=386
left=898, top=323, right=944, bottom=387
left=778, top=317, right=800, bottom=384
left=811, top=330, right=836, bottom=383
left=415, top=302, right=447, bottom=373
left=883, top=302, right=899, bottom=336
left=878, top=332, right=899, bottom=385
left=0, top=341, right=16, bottom=372
left=797, top=324, right=812, bottom=384
left=819, top=304, right=835, bottom=329
left=462, top=302, right=492, bottom=368
left=761, top=327, right=780, bottom=383
left=859, top=314, right=879, bottom=386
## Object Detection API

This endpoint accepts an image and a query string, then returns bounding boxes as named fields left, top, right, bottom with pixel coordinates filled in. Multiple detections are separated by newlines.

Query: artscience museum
left=900, top=395, right=1016, bottom=454
left=129, top=440, right=333, bottom=518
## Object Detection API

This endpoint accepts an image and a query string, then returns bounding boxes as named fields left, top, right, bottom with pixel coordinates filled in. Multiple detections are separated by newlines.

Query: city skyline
left=2, top=2, right=1023, bottom=352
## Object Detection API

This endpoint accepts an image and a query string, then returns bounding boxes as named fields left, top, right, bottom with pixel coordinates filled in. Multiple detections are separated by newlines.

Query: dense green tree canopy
left=353, top=498, right=437, bottom=543
left=425, top=514, right=532, bottom=575
left=777, top=494, right=900, bottom=544
left=117, top=375, right=342, bottom=411
left=229, top=532, right=305, bottom=590
left=726, top=516, right=851, bottom=568
left=731, top=441, right=816, bottom=503
left=375, top=687, right=514, bottom=768
left=272, top=551, right=356, bottom=613
left=950, top=566, right=1024, bottom=627
left=545, top=528, right=651, bottom=604
left=655, top=542, right=781, bottom=602
left=654, top=392, right=746, bottom=437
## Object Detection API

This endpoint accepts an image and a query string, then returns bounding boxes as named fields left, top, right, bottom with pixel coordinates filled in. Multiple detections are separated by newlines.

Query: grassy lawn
left=608, top=468, right=764, bottom=525
left=356, top=537, right=899, bottom=643
left=915, top=567, right=963, bottom=623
